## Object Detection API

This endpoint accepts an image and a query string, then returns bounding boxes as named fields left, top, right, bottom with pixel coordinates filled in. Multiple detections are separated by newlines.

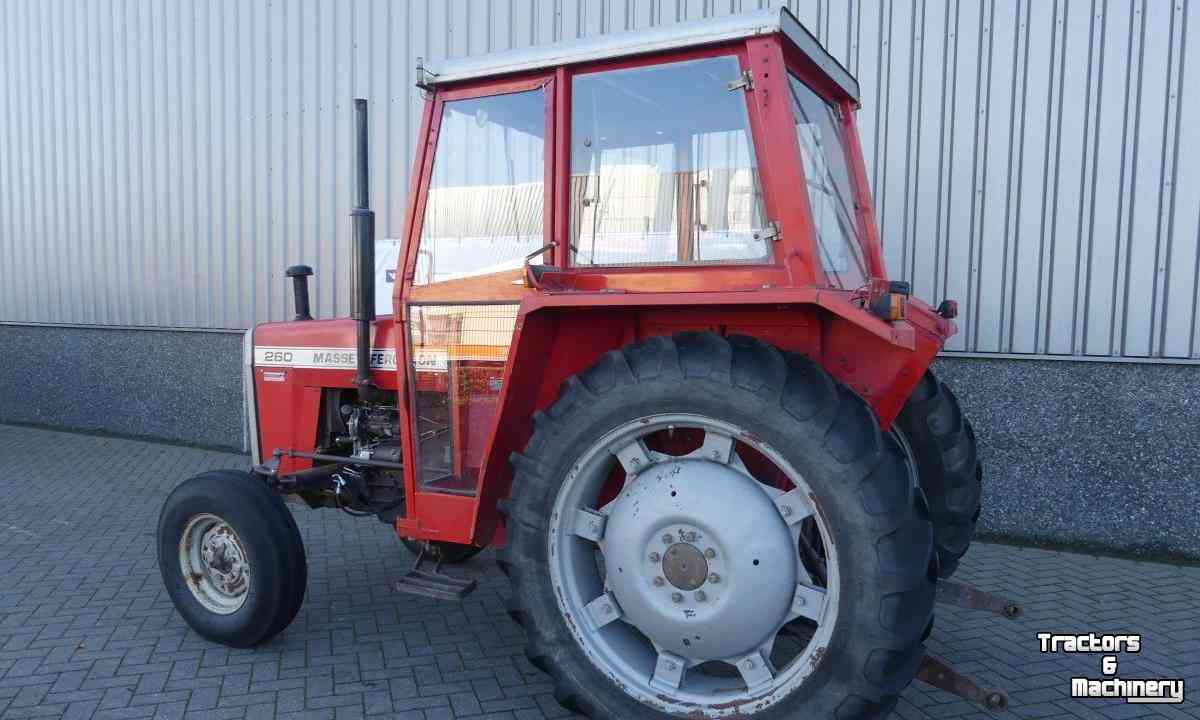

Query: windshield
left=787, top=74, right=868, bottom=289
left=570, top=56, right=770, bottom=266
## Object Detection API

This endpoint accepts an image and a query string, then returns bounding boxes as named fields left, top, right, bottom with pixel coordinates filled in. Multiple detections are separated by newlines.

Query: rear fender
left=468, top=291, right=951, bottom=544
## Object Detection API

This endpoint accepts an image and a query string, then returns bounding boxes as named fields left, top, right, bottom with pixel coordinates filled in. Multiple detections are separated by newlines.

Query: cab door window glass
left=787, top=74, right=868, bottom=289
left=570, top=56, right=771, bottom=266
left=415, top=89, right=546, bottom=286
left=410, top=88, right=544, bottom=495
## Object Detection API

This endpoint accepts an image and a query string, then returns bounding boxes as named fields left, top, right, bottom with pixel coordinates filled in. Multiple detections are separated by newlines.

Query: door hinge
left=726, top=70, right=754, bottom=92
left=755, top=221, right=781, bottom=242
left=415, top=56, right=439, bottom=90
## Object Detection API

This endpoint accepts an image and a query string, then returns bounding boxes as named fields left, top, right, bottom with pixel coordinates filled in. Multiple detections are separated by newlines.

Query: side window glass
left=415, top=89, right=546, bottom=286
left=787, top=74, right=869, bottom=289
left=570, top=56, right=771, bottom=266
left=408, top=304, right=517, bottom=494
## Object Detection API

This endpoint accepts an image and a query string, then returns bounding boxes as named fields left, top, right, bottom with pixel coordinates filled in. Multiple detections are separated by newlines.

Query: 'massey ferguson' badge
left=254, top=346, right=398, bottom=371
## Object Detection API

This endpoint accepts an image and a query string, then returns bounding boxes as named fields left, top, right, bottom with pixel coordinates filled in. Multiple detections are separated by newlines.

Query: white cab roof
left=421, top=8, right=859, bottom=102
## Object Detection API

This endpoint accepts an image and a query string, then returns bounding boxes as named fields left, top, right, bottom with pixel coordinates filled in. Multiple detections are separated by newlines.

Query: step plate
left=394, top=569, right=477, bottom=601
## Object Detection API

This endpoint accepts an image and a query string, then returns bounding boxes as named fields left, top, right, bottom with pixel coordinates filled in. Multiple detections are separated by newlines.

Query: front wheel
left=158, top=470, right=307, bottom=647
left=501, top=333, right=935, bottom=719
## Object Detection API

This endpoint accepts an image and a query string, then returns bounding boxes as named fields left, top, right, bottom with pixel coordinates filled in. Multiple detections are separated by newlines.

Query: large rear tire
left=501, top=333, right=935, bottom=719
left=158, top=470, right=307, bottom=647
left=892, top=371, right=982, bottom=578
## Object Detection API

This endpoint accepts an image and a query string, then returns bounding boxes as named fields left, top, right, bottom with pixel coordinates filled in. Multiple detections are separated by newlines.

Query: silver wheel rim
left=548, top=414, right=840, bottom=717
left=178, top=513, right=251, bottom=615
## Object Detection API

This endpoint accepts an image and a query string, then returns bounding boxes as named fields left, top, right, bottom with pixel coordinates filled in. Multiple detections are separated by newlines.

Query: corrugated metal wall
left=1, top=0, right=1197, bottom=359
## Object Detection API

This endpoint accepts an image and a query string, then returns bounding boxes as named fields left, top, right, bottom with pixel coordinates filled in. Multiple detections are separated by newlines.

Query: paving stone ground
left=0, top=425, right=1197, bottom=720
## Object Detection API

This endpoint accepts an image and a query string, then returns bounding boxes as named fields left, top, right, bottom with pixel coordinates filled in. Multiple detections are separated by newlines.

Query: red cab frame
left=385, top=32, right=954, bottom=546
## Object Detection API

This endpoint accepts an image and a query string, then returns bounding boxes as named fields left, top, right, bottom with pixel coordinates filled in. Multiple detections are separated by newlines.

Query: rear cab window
left=787, top=74, right=869, bottom=290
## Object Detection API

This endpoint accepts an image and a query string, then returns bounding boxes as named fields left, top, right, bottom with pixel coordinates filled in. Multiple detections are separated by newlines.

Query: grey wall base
left=1, top=324, right=1195, bottom=559
left=933, top=356, right=1199, bottom=561
left=0, top=324, right=244, bottom=450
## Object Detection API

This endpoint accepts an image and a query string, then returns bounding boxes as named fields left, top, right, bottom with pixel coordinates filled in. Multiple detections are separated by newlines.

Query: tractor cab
left=409, top=7, right=884, bottom=298
left=161, top=10, right=995, bottom=720
left=396, top=7, right=954, bottom=525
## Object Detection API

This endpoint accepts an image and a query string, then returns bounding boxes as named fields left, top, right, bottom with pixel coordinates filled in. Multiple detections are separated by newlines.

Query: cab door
left=396, top=75, right=555, bottom=529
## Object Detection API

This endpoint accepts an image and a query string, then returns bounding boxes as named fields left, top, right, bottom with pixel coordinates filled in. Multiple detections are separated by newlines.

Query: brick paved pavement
left=0, top=425, right=1196, bottom=720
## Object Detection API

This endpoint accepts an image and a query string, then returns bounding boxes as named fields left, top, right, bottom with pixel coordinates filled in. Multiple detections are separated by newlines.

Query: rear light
left=869, top=281, right=910, bottom=322
left=869, top=292, right=907, bottom=321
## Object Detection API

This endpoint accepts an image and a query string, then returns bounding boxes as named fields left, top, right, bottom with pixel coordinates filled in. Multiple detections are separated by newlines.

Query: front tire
left=158, top=470, right=307, bottom=647
left=501, top=333, right=935, bottom=719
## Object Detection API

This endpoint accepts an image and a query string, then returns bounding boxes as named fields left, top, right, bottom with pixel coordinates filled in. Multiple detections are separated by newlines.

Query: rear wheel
left=892, top=371, right=982, bottom=578
left=501, top=333, right=935, bottom=719
left=158, top=470, right=307, bottom=647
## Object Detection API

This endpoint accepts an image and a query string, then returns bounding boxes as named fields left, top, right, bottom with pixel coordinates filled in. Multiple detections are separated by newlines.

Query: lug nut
left=704, top=548, right=716, bottom=559
left=694, top=590, right=707, bottom=602
left=708, top=573, right=720, bottom=584
left=684, top=531, right=697, bottom=542
left=649, top=552, right=661, bottom=562
left=671, top=592, right=683, bottom=603
left=653, top=576, right=665, bottom=587
left=662, top=534, right=674, bottom=545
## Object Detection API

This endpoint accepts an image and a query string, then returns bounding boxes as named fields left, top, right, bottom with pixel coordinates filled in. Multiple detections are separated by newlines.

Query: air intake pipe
left=350, top=98, right=377, bottom=402
left=285, top=265, right=314, bottom=321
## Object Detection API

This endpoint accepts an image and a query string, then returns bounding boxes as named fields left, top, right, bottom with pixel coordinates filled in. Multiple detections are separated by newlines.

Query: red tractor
left=159, top=9, right=1009, bottom=718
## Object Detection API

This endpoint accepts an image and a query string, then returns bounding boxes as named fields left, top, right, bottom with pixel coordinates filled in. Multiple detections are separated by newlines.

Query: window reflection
left=570, top=57, right=770, bottom=266
left=409, top=304, right=518, bottom=494
left=787, top=75, right=869, bottom=289
left=416, top=90, right=546, bottom=286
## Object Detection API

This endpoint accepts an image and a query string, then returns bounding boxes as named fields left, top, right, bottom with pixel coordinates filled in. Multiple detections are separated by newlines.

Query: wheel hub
left=662, top=543, right=707, bottom=591
left=600, top=458, right=797, bottom=662
left=200, top=527, right=247, bottom=595
left=179, top=514, right=250, bottom=614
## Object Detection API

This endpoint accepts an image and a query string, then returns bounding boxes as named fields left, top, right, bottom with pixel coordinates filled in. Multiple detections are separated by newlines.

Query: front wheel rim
left=179, top=513, right=251, bottom=615
left=548, top=414, right=840, bottom=717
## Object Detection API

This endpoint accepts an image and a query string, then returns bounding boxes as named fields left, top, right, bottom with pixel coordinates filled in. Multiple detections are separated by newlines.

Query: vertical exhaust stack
left=350, top=98, right=378, bottom=402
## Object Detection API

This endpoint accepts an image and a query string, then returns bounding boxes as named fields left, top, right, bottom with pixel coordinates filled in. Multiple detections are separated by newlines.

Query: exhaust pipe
left=350, top=98, right=377, bottom=402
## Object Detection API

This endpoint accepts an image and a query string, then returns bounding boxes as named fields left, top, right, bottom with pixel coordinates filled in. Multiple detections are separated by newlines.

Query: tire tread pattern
left=894, top=372, right=983, bottom=578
